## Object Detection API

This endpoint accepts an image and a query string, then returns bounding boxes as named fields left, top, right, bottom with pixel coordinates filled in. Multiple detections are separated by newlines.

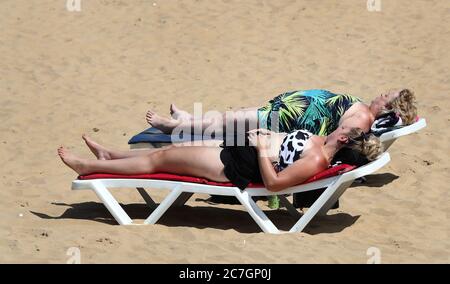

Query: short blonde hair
left=346, top=128, right=383, bottom=161
left=386, top=89, right=417, bottom=125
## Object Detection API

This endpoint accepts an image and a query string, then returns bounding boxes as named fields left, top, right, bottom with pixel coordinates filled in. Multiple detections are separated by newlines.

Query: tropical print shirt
left=257, top=89, right=362, bottom=135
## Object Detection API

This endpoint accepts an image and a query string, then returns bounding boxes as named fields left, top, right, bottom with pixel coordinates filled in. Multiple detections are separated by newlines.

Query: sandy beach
left=0, top=0, right=449, bottom=263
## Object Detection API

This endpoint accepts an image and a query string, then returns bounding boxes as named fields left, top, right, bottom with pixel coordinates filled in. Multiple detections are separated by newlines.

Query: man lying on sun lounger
left=146, top=88, right=417, bottom=137
left=58, top=121, right=382, bottom=192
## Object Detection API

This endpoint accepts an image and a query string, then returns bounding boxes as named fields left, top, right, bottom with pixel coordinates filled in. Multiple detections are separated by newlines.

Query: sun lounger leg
left=136, top=187, right=157, bottom=209
left=144, top=189, right=182, bottom=224
left=173, top=192, right=194, bottom=207
left=91, top=181, right=132, bottom=225
left=235, top=191, right=280, bottom=234
left=317, top=180, right=354, bottom=216
left=279, top=195, right=302, bottom=219
left=289, top=177, right=351, bottom=233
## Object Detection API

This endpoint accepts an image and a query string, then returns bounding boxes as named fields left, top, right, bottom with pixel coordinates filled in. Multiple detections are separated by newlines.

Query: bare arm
left=341, top=106, right=373, bottom=133
left=248, top=130, right=327, bottom=192
left=257, top=150, right=325, bottom=192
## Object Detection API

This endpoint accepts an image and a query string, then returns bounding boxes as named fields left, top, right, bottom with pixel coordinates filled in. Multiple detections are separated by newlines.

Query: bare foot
left=146, top=110, right=180, bottom=134
left=57, top=146, right=90, bottom=175
left=170, top=103, right=192, bottom=121
left=82, top=134, right=111, bottom=160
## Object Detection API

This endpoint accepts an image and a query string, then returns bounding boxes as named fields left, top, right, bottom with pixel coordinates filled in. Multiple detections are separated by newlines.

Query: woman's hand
left=248, top=129, right=272, bottom=153
left=247, top=128, right=274, bottom=136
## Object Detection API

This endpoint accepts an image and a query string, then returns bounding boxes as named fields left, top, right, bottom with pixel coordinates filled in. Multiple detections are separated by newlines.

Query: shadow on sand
left=31, top=172, right=398, bottom=234
left=31, top=201, right=359, bottom=235
left=351, top=173, right=399, bottom=188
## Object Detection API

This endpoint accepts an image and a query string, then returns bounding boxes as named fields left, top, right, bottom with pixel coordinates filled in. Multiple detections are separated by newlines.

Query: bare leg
left=83, top=134, right=166, bottom=160
left=83, top=135, right=221, bottom=160
left=146, top=110, right=180, bottom=133
left=147, top=107, right=260, bottom=135
left=83, top=134, right=112, bottom=160
left=58, top=145, right=228, bottom=182
left=170, top=103, right=192, bottom=121
left=170, top=105, right=259, bottom=123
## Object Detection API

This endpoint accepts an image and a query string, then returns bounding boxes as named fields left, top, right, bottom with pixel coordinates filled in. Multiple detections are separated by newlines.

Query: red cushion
left=78, top=164, right=355, bottom=188
left=302, top=164, right=355, bottom=183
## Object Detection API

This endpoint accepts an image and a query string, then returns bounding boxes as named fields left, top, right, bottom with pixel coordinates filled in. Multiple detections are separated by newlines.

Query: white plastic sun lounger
left=71, top=152, right=390, bottom=234
left=379, top=118, right=426, bottom=150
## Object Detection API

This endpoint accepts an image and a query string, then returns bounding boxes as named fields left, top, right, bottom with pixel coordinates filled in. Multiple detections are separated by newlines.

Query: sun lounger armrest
left=340, top=152, right=391, bottom=181
left=379, top=118, right=427, bottom=142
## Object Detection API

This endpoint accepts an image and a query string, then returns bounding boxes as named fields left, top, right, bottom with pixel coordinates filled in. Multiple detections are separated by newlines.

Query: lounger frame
left=71, top=153, right=390, bottom=234
left=70, top=119, right=425, bottom=233
left=379, top=118, right=426, bottom=149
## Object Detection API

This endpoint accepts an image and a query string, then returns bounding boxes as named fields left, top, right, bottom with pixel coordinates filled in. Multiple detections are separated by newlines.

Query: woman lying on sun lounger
left=58, top=122, right=382, bottom=192
left=146, top=88, right=417, bottom=136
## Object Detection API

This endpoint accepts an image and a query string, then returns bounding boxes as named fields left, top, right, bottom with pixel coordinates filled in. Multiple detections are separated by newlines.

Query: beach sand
left=0, top=0, right=448, bottom=263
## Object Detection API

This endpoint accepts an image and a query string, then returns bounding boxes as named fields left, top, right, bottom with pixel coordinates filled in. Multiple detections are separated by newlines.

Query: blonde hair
left=346, top=128, right=383, bottom=161
left=386, top=89, right=417, bottom=125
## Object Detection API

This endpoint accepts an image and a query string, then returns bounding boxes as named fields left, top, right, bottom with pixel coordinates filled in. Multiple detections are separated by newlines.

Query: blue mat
left=127, top=127, right=253, bottom=145
left=128, top=127, right=213, bottom=144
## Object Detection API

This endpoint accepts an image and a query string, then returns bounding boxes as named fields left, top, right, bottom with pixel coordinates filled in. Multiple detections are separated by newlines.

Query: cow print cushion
left=278, top=130, right=313, bottom=171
